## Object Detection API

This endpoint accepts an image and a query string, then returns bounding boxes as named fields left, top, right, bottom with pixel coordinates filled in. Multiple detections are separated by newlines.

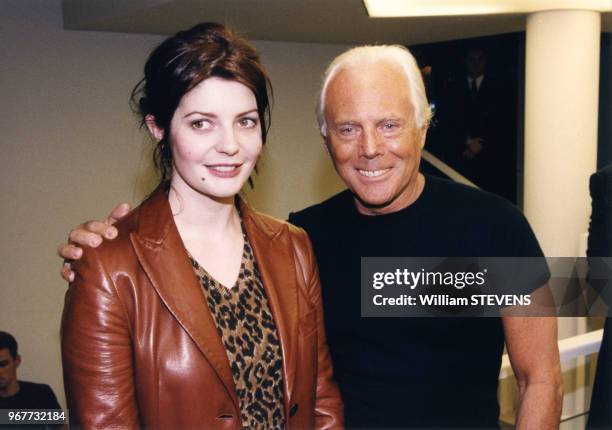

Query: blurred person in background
left=587, top=164, right=612, bottom=429
left=0, top=331, right=60, bottom=410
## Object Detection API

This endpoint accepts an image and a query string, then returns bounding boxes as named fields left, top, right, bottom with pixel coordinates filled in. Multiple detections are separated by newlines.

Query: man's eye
left=339, top=126, right=355, bottom=135
left=382, top=122, right=398, bottom=131
left=238, top=117, right=257, bottom=128
left=191, top=119, right=212, bottom=130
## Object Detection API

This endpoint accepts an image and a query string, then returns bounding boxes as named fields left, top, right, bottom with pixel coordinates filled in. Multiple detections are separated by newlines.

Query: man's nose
left=359, top=128, right=383, bottom=159
left=214, top=126, right=240, bottom=156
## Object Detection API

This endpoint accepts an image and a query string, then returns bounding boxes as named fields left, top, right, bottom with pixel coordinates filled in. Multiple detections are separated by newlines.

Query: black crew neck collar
left=348, top=175, right=430, bottom=223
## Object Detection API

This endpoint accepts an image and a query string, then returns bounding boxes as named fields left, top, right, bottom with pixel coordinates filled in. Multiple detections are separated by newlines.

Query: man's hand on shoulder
left=58, top=203, right=132, bottom=282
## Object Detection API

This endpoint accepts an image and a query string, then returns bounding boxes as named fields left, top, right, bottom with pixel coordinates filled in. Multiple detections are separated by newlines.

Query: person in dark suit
left=587, top=164, right=612, bottom=429
left=442, top=47, right=516, bottom=202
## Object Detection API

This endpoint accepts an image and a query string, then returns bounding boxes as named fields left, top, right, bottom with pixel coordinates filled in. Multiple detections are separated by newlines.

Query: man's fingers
left=58, top=207, right=127, bottom=283
left=68, top=226, right=105, bottom=247
left=60, top=262, right=75, bottom=283
left=83, top=219, right=118, bottom=240
left=57, top=243, right=83, bottom=260
left=107, top=203, right=131, bottom=225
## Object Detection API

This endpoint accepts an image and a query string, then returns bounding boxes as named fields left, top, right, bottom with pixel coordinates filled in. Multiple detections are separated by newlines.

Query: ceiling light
left=364, top=0, right=612, bottom=17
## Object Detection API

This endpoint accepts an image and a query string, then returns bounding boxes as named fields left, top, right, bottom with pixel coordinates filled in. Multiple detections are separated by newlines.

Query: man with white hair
left=59, top=45, right=562, bottom=428
left=288, top=45, right=561, bottom=428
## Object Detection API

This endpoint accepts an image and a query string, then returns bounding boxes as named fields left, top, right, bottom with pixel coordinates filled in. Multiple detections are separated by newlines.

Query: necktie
left=470, top=79, right=478, bottom=98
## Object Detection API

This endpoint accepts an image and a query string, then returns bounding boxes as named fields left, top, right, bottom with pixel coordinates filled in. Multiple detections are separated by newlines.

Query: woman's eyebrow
left=183, top=108, right=258, bottom=119
left=236, top=109, right=258, bottom=117
left=183, top=111, right=217, bottom=119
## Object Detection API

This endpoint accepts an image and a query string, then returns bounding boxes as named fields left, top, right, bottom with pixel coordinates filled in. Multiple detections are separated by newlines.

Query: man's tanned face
left=323, top=62, right=426, bottom=215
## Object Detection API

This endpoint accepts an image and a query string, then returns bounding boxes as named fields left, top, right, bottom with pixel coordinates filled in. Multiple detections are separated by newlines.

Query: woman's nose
left=214, top=126, right=240, bottom=155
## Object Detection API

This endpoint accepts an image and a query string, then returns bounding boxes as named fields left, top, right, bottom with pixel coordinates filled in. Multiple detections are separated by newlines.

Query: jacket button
left=289, top=403, right=298, bottom=417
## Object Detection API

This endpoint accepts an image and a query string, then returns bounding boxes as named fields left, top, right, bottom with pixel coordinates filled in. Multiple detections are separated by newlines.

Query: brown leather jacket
left=61, top=188, right=344, bottom=429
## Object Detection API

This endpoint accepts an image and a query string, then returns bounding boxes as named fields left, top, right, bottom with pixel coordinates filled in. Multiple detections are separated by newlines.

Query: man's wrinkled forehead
left=324, top=62, right=414, bottom=119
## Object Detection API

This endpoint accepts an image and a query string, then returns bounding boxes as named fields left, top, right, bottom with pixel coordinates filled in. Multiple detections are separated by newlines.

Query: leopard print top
left=190, top=233, right=286, bottom=429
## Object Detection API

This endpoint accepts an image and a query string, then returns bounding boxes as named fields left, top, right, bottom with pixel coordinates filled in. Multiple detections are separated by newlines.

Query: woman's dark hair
left=130, top=22, right=272, bottom=186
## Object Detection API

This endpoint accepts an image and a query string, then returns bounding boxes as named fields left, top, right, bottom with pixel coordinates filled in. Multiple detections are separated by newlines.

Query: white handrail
left=421, top=150, right=478, bottom=188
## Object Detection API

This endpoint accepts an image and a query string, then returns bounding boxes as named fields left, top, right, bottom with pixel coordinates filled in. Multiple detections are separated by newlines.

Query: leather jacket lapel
left=240, top=200, right=299, bottom=406
left=129, top=188, right=239, bottom=413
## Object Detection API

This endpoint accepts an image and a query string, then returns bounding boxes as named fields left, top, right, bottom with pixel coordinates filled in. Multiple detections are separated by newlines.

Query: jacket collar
left=134, top=187, right=286, bottom=245
left=240, top=198, right=299, bottom=406
left=130, top=187, right=299, bottom=409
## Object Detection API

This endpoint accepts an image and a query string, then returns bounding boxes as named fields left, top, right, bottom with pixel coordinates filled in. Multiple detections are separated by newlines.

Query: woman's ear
left=145, top=115, right=164, bottom=141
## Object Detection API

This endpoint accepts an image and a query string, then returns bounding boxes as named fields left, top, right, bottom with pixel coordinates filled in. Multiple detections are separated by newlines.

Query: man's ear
left=320, top=131, right=331, bottom=155
left=15, top=354, right=21, bottom=368
left=419, top=126, right=428, bottom=149
left=145, top=115, right=164, bottom=142
left=321, top=139, right=331, bottom=155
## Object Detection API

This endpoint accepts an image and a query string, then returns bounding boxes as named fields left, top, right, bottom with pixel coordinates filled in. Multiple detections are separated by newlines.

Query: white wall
left=0, top=0, right=348, bottom=407
left=245, top=40, right=348, bottom=216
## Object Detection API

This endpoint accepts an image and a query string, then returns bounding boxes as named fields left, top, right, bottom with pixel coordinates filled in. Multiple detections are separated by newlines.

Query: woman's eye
left=191, top=119, right=212, bottom=130
left=238, top=117, right=257, bottom=128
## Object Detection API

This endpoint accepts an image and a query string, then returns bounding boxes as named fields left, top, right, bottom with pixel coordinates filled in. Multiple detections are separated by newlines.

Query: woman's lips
left=205, top=164, right=243, bottom=178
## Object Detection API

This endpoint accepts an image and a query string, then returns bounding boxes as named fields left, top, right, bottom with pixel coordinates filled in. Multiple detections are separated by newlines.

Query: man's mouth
left=357, top=168, right=391, bottom=178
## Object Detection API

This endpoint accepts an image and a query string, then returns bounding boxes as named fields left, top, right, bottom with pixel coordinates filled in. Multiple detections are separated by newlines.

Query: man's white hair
left=316, top=45, right=433, bottom=137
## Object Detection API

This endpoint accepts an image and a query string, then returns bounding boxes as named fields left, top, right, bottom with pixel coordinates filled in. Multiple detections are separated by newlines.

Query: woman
left=60, top=22, right=343, bottom=429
